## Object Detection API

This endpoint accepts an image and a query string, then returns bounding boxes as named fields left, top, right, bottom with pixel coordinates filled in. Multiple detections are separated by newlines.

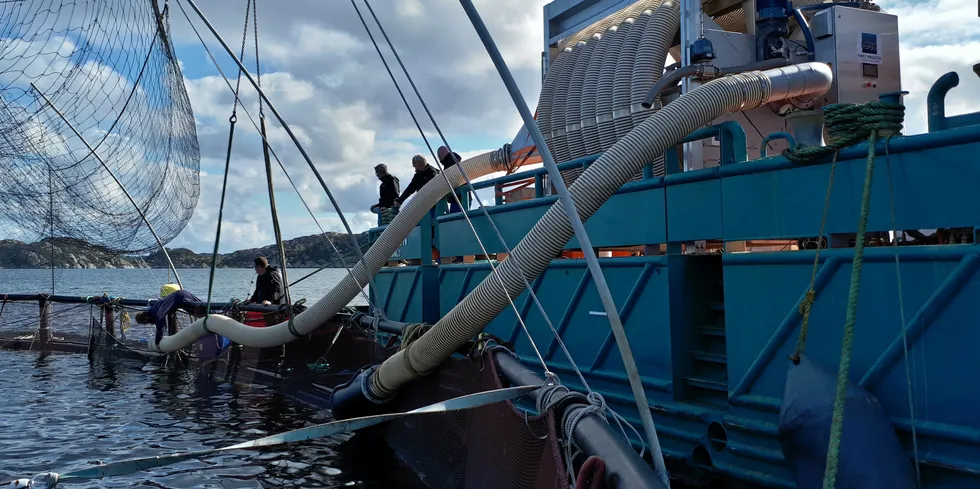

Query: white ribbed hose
left=596, top=17, right=632, bottom=151
left=613, top=10, right=650, bottom=141
left=550, top=41, right=584, bottom=164
left=630, top=0, right=679, bottom=176
left=563, top=33, right=599, bottom=160
left=370, top=63, right=834, bottom=398
left=156, top=147, right=511, bottom=352
left=580, top=26, right=617, bottom=156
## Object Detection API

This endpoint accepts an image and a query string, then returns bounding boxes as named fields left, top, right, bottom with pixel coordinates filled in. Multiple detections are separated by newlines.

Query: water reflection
left=0, top=350, right=425, bottom=488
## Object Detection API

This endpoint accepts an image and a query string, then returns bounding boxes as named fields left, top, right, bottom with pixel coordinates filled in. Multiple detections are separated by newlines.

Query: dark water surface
left=0, top=350, right=425, bottom=488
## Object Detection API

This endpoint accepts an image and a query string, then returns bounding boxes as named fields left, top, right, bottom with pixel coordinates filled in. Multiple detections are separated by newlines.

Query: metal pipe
left=494, top=352, right=666, bottom=489
left=456, top=1, right=669, bottom=485
left=179, top=0, right=381, bottom=301
left=30, top=84, right=184, bottom=289
left=641, top=57, right=790, bottom=108
left=351, top=313, right=408, bottom=335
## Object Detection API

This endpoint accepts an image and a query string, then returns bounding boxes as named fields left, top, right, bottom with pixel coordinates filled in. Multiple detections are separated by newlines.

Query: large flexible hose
left=156, top=147, right=511, bottom=352
left=550, top=41, right=585, bottom=164
left=580, top=26, right=617, bottom=156
left=556, top=0, right=659, bottom=51
left=629, top=0, right=680, bottom=177
left=613, top=11, right=650, bottom=141
left=369, top=63, right=834, bottom=398
left=596, top=18, right=632, bottom=151
left=563, top=33, right=600, bottom=161
left=538, top=47, right=572, bottom=152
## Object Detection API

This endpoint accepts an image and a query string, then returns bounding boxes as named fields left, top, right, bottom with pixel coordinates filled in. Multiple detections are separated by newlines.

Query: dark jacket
left=149, top=289, right=201, bottom=343
left=397, top=164, right=439, bottom=203
left=250, top=266, right=284, bottom=305
left=376, top=174, right=400, bottom=208
left=440, top=151, right=464, bottom=200
left=440, top=151, right=461, bottom=169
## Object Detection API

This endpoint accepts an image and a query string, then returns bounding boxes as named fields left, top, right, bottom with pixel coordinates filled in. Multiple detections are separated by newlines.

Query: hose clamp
left=595, top=113, right=614, bottom=123
left=612, top=107, right=631, bottom=120
left=564, top=123, right=581, bottom=133
left=551, top=127, right=566, bottom=138
left=580, top=117, right=597, bottom=128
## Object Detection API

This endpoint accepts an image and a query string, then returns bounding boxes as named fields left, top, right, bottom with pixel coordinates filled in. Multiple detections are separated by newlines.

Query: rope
left=884, top=141, right=922, bottom=485
left=536, top=382, right=644, bottom=488
left=782, top=100, right=905, bottom=489
left=174, top=0, right=384, bottom=317
left=397, top=323, right=431, bottom=352
left=202, top=0, right=250, bottom=337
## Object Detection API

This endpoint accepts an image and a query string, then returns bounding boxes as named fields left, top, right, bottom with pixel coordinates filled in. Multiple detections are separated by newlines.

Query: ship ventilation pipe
left=562, top=33, right=600, bottom=161
left=580, top=26, right=618, bottom=155
left=596, top=18, right=633, bottom=151
left=550, top=41, right=585, bottom=164
left=365, top=63, right=834, bottom=400
left=539, top=48, right=572, bottom=153
left=156, top=146, right=512, bottom=352
left=613, top=11, right=651, bottom=142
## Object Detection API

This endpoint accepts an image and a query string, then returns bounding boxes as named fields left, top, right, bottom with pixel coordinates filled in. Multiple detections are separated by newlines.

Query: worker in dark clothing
left=394, top=154, right=439, bottom=207
left=246, top=256, right=284, bottom=305
left=437, top=146, right=465, bottom=214
left=135, top=289, right=202, bottom=346
left=371, top=163, right=400, bottom=226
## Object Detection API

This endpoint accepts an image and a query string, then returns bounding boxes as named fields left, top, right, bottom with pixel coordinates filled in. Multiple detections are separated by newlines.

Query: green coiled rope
left=783, top=100, right=905, bottom=489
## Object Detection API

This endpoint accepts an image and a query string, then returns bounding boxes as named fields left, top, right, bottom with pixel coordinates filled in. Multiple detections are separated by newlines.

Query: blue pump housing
left=755, top=0, right=790, bottom=60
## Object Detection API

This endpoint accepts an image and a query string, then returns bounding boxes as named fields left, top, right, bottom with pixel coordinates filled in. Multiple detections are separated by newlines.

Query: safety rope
left=202, top=0, right=251, bottom=336
left=397, top=322, right=431, bottom=352
left=884, top=141, right=922, bottom=486
left=782, top=100, right=904, bottom=489
left=536, top=380, right=644, bottom=488
left=174, top=0, right=384, bottom=318
left=252, top=0, right=294, bottom=322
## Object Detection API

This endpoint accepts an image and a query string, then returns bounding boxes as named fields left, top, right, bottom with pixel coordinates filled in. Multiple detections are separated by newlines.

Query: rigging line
left=456, top=0, right=665, bottom=482
left=359, top=0, right=582, bottom=383
left=204, top=0, right=251, bottom=334
left=179, top=0, right=385, bottom=317
left=173, top=2, right=382, bottom=313
left=352, top=0, right=549, bottom=372
left=29, top=84, right=184, bottom=290
left=252, top=0, right=292, bottom=311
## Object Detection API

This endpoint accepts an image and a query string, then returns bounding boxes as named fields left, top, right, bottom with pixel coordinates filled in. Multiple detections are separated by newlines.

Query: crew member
left=370, top=163, right=401, bottom=226
left=246, top=256, right=284, bottom=305
left=135, top=288, right=202, bottom=346
left=394, top=154, right=439, bottom=207
left=437, top=146, right=465, bottom=214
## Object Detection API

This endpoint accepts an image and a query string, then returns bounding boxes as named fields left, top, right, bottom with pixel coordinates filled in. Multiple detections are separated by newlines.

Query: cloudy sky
left=162, top=0, right=980, bottom=253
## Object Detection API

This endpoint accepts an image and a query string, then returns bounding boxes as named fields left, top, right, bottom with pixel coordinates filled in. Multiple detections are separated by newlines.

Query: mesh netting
left=384, top=352, right=569, bottom=489
left=0, top=0, right=200, bottom=253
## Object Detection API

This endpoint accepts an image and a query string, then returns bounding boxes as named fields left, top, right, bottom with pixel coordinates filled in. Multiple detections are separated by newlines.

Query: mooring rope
left=781, top=99, right=905, bottom=489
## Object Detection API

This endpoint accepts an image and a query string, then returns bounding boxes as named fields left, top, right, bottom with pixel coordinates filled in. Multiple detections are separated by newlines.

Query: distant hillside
left=0, top=232, right=372, bottom=269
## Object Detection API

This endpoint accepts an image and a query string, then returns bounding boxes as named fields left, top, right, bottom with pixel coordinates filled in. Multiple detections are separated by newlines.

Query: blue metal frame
left=368, top=72, right=980, bottom=487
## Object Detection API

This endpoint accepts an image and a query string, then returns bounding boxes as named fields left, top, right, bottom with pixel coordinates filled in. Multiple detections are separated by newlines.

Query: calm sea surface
left=0, top=269, right=426, bottom=488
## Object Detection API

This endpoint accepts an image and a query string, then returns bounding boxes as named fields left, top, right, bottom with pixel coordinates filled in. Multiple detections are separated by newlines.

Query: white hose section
left=630, top=0, right=679, bottom=177
left=550, top=41, right=585, bottom=164
left=563, top=33, right=600, bottom=160
left=557, top=0, right=659, bottom=51
left=613, top=11, right=650, bottom=141
left=370, top=63, right=834, bottom=398
left=538, top=47, right=572, bottom=151
left=156, top=147, right=511, bottom=352
left=580, top=26, right=617, bottom=156
left=596, top=17, right=632, bottom=151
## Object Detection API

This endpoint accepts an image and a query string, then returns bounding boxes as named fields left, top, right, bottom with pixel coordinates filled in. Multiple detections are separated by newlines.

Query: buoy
left=160, top=283, right=181, bottom=298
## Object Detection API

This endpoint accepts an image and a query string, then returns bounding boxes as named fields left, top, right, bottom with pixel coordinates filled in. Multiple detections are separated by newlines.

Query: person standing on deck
left=393, top=154, right=439, bottom=209
left=135, top=288, right=202, bottom=346
left=370, top=163, right=401, bottom=226
left=437, top=146, right=465, bottom=214
left=246, top=256, right=284, bottom=306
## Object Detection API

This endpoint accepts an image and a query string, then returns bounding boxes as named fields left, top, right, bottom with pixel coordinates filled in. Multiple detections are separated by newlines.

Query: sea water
left=0, top=269, right=424, bottom=488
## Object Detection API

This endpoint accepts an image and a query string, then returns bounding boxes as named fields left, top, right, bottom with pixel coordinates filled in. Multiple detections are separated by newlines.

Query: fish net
left=383, top=351, right=569, bottom=489
left=0, top=0, right=200, bottom=254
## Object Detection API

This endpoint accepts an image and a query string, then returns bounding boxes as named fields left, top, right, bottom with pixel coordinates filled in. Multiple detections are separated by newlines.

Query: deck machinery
left=367, top=0, right=980, bottom=487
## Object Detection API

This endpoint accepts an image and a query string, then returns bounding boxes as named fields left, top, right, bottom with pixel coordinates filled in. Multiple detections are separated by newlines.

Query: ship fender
left=778, top=355, right=916, bottom=489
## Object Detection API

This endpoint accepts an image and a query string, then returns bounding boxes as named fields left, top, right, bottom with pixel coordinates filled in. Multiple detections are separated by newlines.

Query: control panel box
left=811, top=6, right=901, bottom=105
